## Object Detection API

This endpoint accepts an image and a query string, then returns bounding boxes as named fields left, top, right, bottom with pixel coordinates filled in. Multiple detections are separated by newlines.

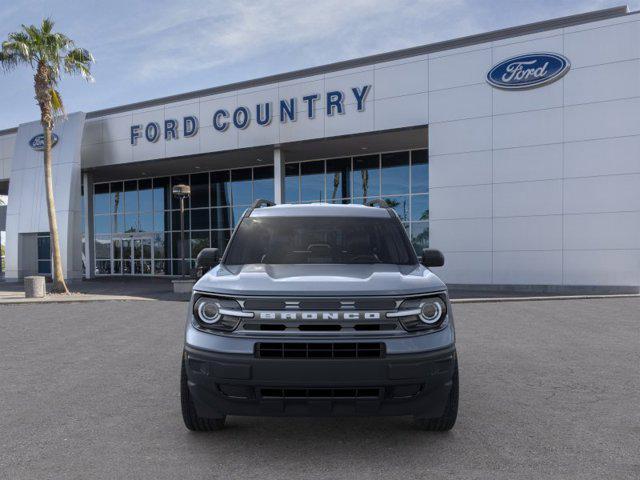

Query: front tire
left=181, top=359, right=226, bottom=431
left=414, top=361, right=458, bottom=431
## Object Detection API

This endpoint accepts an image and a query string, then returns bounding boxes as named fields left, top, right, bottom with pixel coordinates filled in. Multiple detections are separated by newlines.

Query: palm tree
left=0, top=18, right=93, bottom=293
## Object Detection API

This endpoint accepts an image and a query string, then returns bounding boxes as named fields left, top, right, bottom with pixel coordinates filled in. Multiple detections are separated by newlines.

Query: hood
left=194, top=263, right=446, bottom=297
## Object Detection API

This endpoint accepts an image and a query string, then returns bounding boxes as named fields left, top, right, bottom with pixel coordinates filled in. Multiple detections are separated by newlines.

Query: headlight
left=419, top=298, right=445, bottom=325
left=193, top=296, right=249, bottom=331
left=390, top=295, right=448, bottom=331
left=196, top=298, right=221, bottom=324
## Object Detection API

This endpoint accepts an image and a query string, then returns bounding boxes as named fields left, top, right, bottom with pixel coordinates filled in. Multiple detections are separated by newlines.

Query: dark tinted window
left=224, top=216, right=417, bottom=265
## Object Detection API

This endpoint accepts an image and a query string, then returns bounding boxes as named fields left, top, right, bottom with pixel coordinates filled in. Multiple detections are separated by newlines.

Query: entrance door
left=112, top=235, right=154, bottom=275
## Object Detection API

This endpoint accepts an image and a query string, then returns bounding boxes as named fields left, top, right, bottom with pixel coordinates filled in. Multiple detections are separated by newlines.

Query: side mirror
left=421, top=248, right=445, bottom=267
left=196, top=248, right=220, bottom=277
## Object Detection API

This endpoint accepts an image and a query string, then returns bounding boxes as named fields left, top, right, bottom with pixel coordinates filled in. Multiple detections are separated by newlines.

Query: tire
left=414, top=361, right=458, bottom=431
left=181, top=359, right=226, bottom=431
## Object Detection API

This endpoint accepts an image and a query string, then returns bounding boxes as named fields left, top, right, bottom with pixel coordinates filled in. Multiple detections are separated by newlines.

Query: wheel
left=414, top=361, right=458, bottom=431
left=181, top=359, right=226, bottom=431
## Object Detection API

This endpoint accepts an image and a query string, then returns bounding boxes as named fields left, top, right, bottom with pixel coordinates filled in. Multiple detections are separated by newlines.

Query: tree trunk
left=43, top=124, right=69, bottom=294
left=35, top=63, right=68, bottom=294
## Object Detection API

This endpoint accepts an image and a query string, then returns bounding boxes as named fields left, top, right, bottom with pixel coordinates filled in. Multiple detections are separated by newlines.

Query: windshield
left=224, top=216, right=417, bottom=265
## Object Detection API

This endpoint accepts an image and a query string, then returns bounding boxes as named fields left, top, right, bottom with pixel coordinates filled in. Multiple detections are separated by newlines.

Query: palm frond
left=64, top=47, right=94, bottom=81
left=50, top=87, right=64, bottom=114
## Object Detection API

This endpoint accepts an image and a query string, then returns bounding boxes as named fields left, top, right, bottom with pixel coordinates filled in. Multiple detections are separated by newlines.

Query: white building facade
left=0, top=6, right=639, bottom=291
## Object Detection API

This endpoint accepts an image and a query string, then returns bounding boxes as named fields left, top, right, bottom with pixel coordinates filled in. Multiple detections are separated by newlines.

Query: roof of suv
left=249, top=203, right=392, bottom=218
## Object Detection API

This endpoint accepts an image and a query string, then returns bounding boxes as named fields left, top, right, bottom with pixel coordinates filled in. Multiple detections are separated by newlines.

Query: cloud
left=94, top=0, right=475, bottom=81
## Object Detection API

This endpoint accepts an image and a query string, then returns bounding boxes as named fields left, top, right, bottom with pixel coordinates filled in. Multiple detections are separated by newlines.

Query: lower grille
left=260, top=387, right=383, bottom=399
left=255, top=342, right=385, bottom=359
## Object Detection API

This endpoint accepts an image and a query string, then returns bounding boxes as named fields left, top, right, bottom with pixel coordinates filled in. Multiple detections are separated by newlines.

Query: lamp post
left=172, top=184, right=191, bottom=278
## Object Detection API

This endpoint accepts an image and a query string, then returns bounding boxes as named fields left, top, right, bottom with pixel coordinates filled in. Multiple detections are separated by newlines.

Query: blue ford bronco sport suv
left=181, top=199, right=458, bottom=431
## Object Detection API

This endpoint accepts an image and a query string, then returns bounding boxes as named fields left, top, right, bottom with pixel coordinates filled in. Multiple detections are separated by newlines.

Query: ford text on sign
left=486, top=53, right=570, bottom=90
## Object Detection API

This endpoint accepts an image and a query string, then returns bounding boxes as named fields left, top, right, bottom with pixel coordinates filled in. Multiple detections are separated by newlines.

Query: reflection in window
left=253, top=166, right=274, bottom=201
left=284, top=163, right=299, bottom=203
left=190, top=173, right=209, bottom=208
left=190, top=231, right=209, bottom=257
left=300, top=161, right=324, bottom=202
left=138, top=179, right=153, bottom=212
left=94, top=215, right=111, bottom=235
left=411, top=150, right=428, bottom=193
left=94, top=184, right=110, bottom=214
left=384, top=196, right=409, bottom=221
left=153, top=177, right=170, bottom=211
left=353, top=155, right=380, bottom=200
left=111, top=182, right=123, bottom=215
left=190, top=209, right=209, bottom=230
left=211, top=207, right=231, bottom=230
left=411, top=194, right=429, bottom=221
left=94, top=236, right=110, bottom=259
left=326, top=158, right=350, bottom=202
left=381, top=151, right=409, bottom=195
left=411, top=222, right=429, bottom=253
left=124, top=180, right=138, bottom=213
left=211, top=171, right=230, bottom=208
left=231, top=168, right=252, bottom=206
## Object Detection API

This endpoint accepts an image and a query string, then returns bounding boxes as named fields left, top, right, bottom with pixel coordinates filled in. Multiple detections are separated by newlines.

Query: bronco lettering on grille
left=257, top=312, right=381, bottom=321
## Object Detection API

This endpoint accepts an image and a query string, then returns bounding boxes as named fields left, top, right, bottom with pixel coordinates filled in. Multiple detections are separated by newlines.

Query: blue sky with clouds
left=0, top=0, right=637, bottom=130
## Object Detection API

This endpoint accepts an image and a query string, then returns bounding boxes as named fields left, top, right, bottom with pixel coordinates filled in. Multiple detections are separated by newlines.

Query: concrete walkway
left=0, top=277, right=190, bottom=304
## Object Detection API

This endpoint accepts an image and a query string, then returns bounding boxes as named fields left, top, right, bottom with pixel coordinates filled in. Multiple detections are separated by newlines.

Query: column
left=83, top=172, right=94, bottom=279
left=273, top=147, right=286, bottom=204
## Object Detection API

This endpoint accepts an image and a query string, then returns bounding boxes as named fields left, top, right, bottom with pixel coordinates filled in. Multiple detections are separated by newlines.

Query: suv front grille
left=255, top=342, right=385, bottom=359
left=260, top=387, right=383, bottom=399
left=242, top=298, right=397, bottom=311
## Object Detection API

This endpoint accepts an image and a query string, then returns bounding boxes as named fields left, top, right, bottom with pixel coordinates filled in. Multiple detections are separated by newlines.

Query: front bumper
left=184, top=341, right=457, bottom=418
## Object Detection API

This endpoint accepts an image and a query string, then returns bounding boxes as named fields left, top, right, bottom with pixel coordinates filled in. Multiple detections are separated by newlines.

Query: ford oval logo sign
left=487, top=53, right=570, bottom=90
left=29, top=133, right=59, bottom=151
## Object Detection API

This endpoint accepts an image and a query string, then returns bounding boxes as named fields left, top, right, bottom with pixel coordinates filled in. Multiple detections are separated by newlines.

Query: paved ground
left=1, top=298, right=638, bottom=479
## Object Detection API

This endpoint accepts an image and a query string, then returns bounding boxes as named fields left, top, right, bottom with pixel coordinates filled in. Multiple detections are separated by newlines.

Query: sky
left=0, top=0, right=638, bottom=130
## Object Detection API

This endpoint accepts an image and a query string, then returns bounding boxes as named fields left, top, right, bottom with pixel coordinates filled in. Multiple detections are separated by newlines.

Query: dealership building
left=0, top=6, right=639, bottom=291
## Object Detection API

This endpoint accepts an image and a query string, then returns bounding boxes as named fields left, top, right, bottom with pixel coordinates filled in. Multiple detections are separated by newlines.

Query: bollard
left=24, top=276, right=46, bottom=298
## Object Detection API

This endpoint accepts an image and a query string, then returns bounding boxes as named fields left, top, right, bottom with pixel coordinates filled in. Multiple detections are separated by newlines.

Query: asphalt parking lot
left=1, top=298, right=639, bottom=479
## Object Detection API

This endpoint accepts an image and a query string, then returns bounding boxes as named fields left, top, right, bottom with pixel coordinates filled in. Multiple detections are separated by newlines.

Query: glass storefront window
left=94, top=236, right=110, bottom=259
left=300, top=160, right=324, bottom=202
left=92, top=150, right=427, bottom=275
left=94, top=184, right=110, bottom=214
left=211, top=207, right=231, bottom=230
left=190, top=231, right=209, bottom=258
left=171, top=210, right=190, bottom=231
left=139, top=214, right=154, bottom=232
left=110, top=182, right=123, bottom=215
left=211, top=171, right=231, bottom=208
left=190, top=173, right=209, bottom=208
left=326, top=158, right=351, bottom=202
left=231, top=168, right=252, bottom=206
left=381, top=151, right=410, bottom=195
left=284, top=163, right=299, bottom=203
left=253, top=166, right=274, bottom=201
left=411, top=149, right=429, bottom=194
left=138, top=179, right=153, bottom=213
left=411, top=222, right=429, bottom=253
left=353, top=155, right=380, bottom=200
left=124, top=180, right=138, bottom=213
left=411, top=194, right=429, bottom=221
left=153, top=177, right=170, bottom=212
left=190, top=209, right=209, bottom=230
left=94, top=215, right=111, bottom=235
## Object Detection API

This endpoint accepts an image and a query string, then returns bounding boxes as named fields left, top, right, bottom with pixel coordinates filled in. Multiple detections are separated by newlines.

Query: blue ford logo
left=487, top=53, right=570, bottom=90
left=29, top=133, right=59, bottom=151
